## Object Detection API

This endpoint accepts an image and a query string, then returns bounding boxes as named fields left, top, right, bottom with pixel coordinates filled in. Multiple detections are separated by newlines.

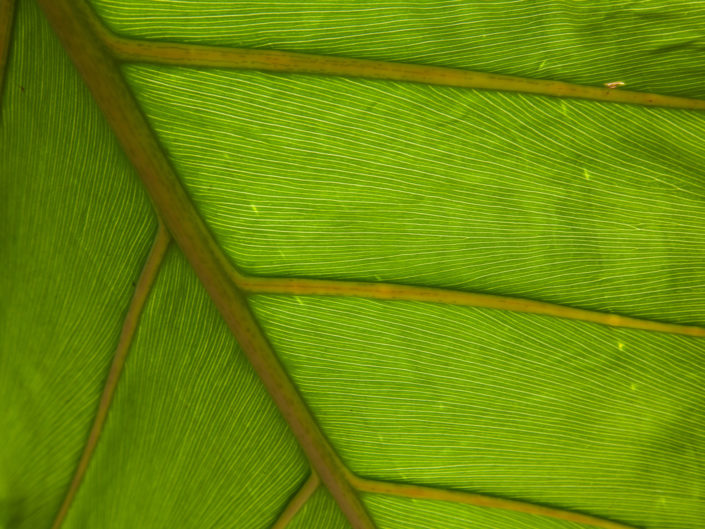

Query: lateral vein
left=347, top=472, right=643, bottom=529
left=50, top=221, right=170, bottom=529
left=237, top=274, right=705, bottom=338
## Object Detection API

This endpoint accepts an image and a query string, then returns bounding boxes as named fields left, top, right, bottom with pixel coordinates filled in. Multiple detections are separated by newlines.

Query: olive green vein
left=111, top=39, right=705, bottom=110
left=49, top=221, right=170, bottom=529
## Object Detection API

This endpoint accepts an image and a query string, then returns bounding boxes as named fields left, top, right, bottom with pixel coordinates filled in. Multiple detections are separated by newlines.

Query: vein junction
left=269, top=472, right=320, bottom=529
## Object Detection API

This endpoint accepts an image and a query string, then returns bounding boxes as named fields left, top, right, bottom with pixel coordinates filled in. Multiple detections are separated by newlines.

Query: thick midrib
left=35, top=2, right=703, bottom=529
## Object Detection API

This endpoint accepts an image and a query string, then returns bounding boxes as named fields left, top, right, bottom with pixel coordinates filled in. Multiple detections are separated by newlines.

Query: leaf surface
left=1, top=1, right=704, bottom=529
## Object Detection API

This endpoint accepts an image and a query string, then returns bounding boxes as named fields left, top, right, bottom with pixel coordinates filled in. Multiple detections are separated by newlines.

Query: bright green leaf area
left=2, top=1, right=705, bottom=529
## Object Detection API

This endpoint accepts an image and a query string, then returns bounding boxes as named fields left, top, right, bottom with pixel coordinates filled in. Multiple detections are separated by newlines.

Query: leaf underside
left=1, top=1, right=704, bottom=529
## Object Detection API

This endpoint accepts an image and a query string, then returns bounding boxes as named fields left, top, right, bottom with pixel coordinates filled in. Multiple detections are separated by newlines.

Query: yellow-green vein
left=49, top=221, right=170, bottom=529
left=37, top=2, right=376, bottom=528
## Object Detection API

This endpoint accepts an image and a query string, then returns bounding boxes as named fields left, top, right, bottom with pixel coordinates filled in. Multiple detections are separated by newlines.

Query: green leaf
left=2, top=1, right=704, bottom=529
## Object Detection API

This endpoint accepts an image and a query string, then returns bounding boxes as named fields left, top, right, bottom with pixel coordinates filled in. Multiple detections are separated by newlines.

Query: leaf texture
left=125, top=64, right=705, bottom=325
left=0, top=0, right=154, bottom=526
left=91, top=0, right=705, bottom=98
left=2, top=1, right=705, bottom=529
left=252, top=295, right=705, bottom=528
left=365, top=494, right=592, bottom=529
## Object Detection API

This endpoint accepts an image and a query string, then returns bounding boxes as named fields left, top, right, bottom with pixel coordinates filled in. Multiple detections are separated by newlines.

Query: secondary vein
left=82, top=22, right=705, bottom=111
left=237, top=274, right=705, bottom=338
left=49, top=221, right=170, bottom=529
